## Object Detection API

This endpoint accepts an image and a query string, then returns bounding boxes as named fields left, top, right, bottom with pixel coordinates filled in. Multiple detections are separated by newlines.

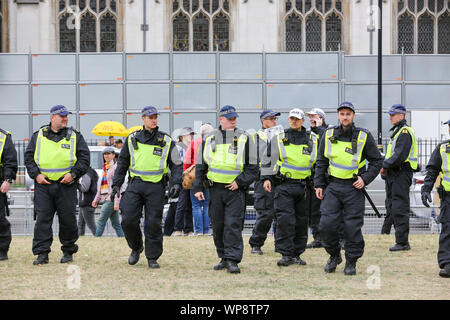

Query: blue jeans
left=190, top=189, right=210, bottom=234
left=95, top=201, right=124, bottom=237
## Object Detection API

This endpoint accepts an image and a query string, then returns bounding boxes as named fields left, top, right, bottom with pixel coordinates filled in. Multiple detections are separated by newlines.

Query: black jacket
left=311, top=122, right=328, bottom=139
left=78, top=168, right=98, bottom=207
left=112, top=126, right=182, bottom=189
left=422, top=140, right=449, bottom=193
left=314, top=123, right=383, bottom=188
left=24, top=124, right=90, bottom=181
left=382, top=119, right=413, bottom=171
left=192, top=126, right=259, bottom=194
left=0, top=129, right=18, bottom=182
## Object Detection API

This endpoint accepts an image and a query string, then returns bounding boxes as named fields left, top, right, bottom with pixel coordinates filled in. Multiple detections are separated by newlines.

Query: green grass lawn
left=0, top=234, right=448, bottom=300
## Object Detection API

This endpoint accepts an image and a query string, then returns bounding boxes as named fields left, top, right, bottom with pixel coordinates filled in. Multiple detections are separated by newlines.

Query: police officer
left=380, top=104, right=418, bottom=251
left=249, top=109, right=283, bottom=255
left=262, top=108, right=318, bottom=267
left=421, top=120, right=450, bottom=278
left=314, top=102, right=382, bottom=275
left=193, top=105, right=258, bottom=274
left=25, top=105, right=90, bottom=265
left=0, top=129, right=18, bottom=261
left=112, top=106, right=183, bottom=269
left=305, top=108, right=328, bottom=249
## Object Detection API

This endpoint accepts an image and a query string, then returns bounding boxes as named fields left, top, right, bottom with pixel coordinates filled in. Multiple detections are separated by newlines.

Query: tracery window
left=284, top=0, right=344, bottom=52
left=396, top=0, right=450, bottom=54
left=171, top=0, right=231, bottom=51
left=57, top=0, right=120, bottom=52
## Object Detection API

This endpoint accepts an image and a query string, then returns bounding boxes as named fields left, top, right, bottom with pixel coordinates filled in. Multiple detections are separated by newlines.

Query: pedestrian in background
left=173, top=127, right=195, bottom=236
left=77, top=167, right=98, bottom=236
left=114, top=139, right=123, bottom=149
left=184, top=123, right=214, bottom=236
left=92, top=147, right=124, bottom=237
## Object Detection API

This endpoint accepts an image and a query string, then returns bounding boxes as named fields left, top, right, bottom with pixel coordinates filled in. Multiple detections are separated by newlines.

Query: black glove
left=169, top=184, right=181, bottom=199
left=110, top=186, right=120, bottom=202
left=421, top=190, right=432, bottom=208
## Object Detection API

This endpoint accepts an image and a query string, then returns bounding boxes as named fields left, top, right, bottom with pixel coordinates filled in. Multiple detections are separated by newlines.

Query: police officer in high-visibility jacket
left=112, top=106, right=183, bottom=269
left=249, top=109, right=283, bottom=255
left=193, top=105, right=258, bottom=274
left=25, top=105, right=90, bottom=265
left=314, top=102, right=382, bottom=275
left=262, top=108, right=317, bottom=267
left=0, top=128, right=18, bottom=261
left=380, top=104, right=418, bottom=251
left=421, top=120, right=450, bottom=278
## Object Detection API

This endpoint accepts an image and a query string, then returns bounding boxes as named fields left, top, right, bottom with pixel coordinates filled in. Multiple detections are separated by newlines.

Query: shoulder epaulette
left=356, top=127, right=370, bottom=134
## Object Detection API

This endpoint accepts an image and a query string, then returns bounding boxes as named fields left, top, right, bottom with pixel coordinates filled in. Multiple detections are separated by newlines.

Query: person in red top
left=184, top=123, right=214, bottom=235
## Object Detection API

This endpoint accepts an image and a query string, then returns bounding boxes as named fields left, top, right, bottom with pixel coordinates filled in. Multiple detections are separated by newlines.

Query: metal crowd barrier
left=7, top=189, right=441, bottom=236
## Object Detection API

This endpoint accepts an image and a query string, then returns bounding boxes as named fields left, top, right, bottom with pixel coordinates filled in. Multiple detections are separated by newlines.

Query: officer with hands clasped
left=262, top=108, right=318, bottom=267
left=112, top=106, right=183, bottom=269
left=421, top=119, right=450, bottom=278
left=380, top=104, right=418, bottom=252
left=0, top=127, right=18, bottom=261
left=314, top=102, right=383, bottom=275
left=193, top=105, right=258, bottom=274
left=25, top=105, right=90, bottom=265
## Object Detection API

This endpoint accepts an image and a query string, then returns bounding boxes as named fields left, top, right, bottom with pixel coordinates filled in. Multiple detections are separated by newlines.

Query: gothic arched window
left=57, top=0, right=121, bottom=52
left=396, top=0, right=450, bottom=54
left=284, top=0, right=344, bottom=52
left=171, top=0, right=231, bottom=51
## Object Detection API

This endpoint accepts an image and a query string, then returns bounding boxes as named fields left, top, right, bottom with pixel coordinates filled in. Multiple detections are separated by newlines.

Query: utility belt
left=388, top=162, right=414, bottom=174
left=275, top=172, right=309, bottom=185
left=129, top=175, right=167, bottom=187
left=206, top=179, right=248, bottom=191
left=329, top=176, right=355, bottom=185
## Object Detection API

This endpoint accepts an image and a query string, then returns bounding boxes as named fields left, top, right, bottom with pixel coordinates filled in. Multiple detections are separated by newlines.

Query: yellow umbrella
left=127, top=125, right=143, bottom=135
left=91, top=121, right=128, bottom=137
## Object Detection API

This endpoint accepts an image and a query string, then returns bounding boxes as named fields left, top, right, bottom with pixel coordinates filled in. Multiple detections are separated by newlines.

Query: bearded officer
left=25, top=105, right=90, bottom=265
left=262, top=108, right=318, bottom=267
left=193, top=105, right=258, bottom=274
left=421, top=119, right=450, bottom=278
left=314, top=102, right=382, bottom=275
left=112, top=106, right=182, bottom=269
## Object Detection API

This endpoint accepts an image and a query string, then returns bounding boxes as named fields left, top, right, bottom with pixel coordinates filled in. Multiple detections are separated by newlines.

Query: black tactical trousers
left=32, top=183, right=79, bottom=255
left=120, top=178, right=165, bottom=261
left=174, top=188, right=193, bottom=233
left=249, top=180, right=276, bottom=248
left=319, top=181, right=365, bottom=261
left=273, top=181, right=308, bottom=258
left=209, top=183, right=246, bottom=263
left=385, top=168, right=413, bottom=245
left=307, top=184, right=322, bottom=240
left=438, top=192, right=450, bottom=269
left=0, top=192, right=11, bottom=253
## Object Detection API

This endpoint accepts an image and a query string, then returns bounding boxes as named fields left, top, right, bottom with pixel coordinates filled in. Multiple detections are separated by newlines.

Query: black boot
left=439, top=264, right=450, bottom=278
left=306, top=238, right=322, bottom=249
left=344, top=259, right=357, bottom=276
left=277, top=256, right=295, bottom=267
left=213, top=259, right=227, bottom=270
left=293, top=256, right=307, bottom=266
left=226, top=260, right=241, bottom=274
left=324, top=254, right=342, bottom=273
left=33, top=253, right=49, bottom=265
left=148, top=259, right=160, bottom=269
left=0, top=251, right=8, bottom=261
left=60, top=252, right=73, bottom=264
left=128, top=247, right=144, bottom=265
left=389, top=243, right=411, bottom=252
left=251, top=246, right=263, bottom=255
